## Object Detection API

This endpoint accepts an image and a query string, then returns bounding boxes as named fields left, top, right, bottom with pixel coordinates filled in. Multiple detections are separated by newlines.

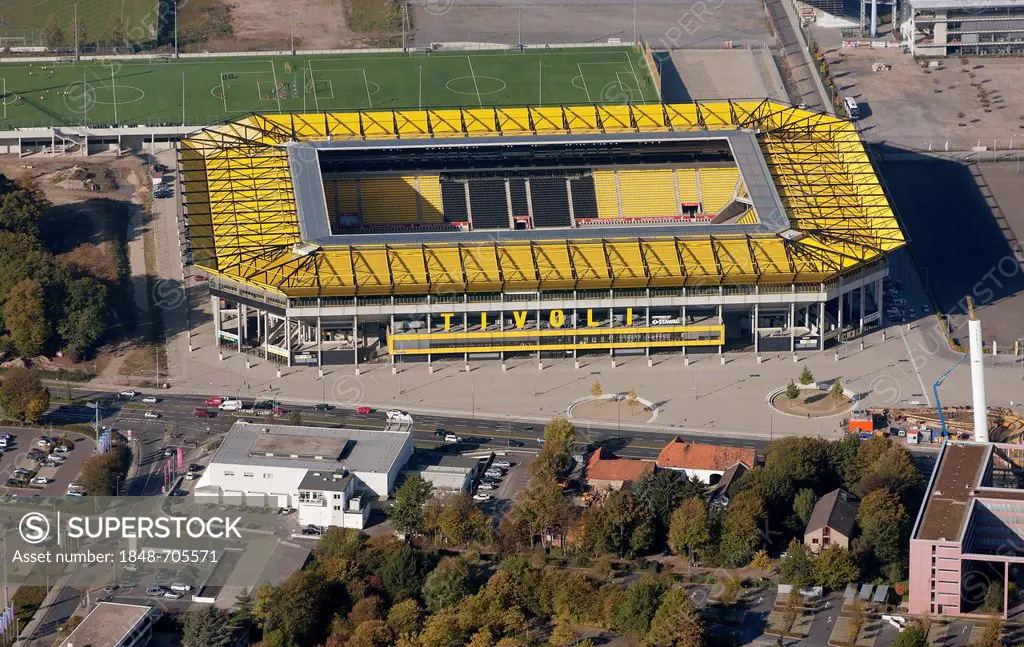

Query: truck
left=848, top=410, right=875, bottom=434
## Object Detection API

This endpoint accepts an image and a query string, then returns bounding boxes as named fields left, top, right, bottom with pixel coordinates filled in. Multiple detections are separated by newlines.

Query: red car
left=193, top=408, right=212, bottom=418
left=356, top=406, right=372, bottom=415
left=271, top=407, right=286, bottom=416
left=205, top=397, right=224, bottom=406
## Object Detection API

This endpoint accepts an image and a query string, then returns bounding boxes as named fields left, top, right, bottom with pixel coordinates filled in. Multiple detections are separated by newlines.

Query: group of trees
left=189, top=526, right=707, bottom=647
left=0, top=174, right=114, bottom=361
left=785, top=367, right=844, bottom=401
left=0, top=367, right=50, bottom=423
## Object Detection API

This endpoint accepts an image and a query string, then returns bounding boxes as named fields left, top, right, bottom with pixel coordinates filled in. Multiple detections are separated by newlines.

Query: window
left=243, top=473, right=254, bottom=478
left=812, top=538, right=819, bottom=544
left=264, top=473, right=273, bottom=479
left=334, top=494, right=342, bottom=500
left=334, top=505, right=341, bottom=511
left=224, top=471, right=235, bottom=477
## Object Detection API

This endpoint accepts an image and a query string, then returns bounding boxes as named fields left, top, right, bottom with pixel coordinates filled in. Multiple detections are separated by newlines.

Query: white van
left=219, top=400, right=243, bottom=411
left=386, top=409, right=405, bottom=420
left=843, top=97, right=860, bottom=120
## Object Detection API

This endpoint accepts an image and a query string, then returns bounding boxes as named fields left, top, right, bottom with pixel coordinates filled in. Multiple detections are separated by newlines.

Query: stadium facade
left=179, top=101, right=904, bottom=369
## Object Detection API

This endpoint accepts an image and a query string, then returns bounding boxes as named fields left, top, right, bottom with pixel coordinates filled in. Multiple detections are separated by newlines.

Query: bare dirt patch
left=219, top=0, right=357, bottom=50
left=571, top=398, right=654, bottom=425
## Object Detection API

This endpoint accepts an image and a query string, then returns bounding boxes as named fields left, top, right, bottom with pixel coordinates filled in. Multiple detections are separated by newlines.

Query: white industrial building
left=902, top=0, right=1024, bottom=57
left=194, top=421, right=414, bottom=529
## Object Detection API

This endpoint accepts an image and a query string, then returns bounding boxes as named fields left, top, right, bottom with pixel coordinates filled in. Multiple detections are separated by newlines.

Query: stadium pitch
left=0, top=47, right=657, bottom=129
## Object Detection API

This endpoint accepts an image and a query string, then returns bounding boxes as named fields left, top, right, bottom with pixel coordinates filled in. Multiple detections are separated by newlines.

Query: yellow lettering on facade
left=480, top=312, right=487, bottom=330
left=513, top=311, right=528, bottom=329
left=587, top=309, right=598, bottom=327
left=626, top=307, right=633, bottom=326
left=441, top=313, right=453, bottom=331
left=549, top=310, right=565, bottom=328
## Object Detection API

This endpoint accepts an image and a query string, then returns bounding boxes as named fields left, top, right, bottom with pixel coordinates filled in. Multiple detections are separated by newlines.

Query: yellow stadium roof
left=179, top=100, right=905, bottom=298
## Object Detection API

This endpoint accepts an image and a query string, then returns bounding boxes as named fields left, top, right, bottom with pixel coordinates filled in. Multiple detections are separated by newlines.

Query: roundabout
left=567, top=393, right=658, bottom=425
left=766, top=382, right=857, bottom=419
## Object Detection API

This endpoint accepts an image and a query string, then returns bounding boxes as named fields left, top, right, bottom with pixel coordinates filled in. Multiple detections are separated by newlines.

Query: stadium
left=180, top=99, right=905, bottom=369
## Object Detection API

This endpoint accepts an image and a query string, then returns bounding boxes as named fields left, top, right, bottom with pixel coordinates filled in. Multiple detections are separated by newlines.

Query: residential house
left=804, top=488, right=859, bottom=553
left=656, top=437, right=756, bottom=485
left=585, top=447, right=655, bottom=490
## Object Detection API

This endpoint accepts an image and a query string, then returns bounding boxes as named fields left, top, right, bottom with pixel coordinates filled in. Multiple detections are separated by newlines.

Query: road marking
left=270, top=62, right=283, bottom=112
left=110, top=65, right=118, bottom=123
left=467, top=56, right=483, bottom=107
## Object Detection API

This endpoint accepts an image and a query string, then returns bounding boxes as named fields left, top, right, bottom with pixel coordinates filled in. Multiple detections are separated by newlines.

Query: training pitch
left=0, top=47, right=658, bottom=129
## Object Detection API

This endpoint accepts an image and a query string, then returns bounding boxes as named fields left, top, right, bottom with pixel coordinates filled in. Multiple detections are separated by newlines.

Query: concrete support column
left=536, top=307, right=542, bottom=366
left=285, top=317, right=292, bottom=367
left=390, top=314, right=396, bottom=372
left=427, top=312, right=433, bottom=370
left=818, top=301, right=826, bottom=351
left=263, top=311, right=269, bottom=359
left=681, top=305, right=688, bottom=364
left=463, top=311, right=469, bottom=367
left=609, top=307, right=615, bottom=363
left=241, top=303, right=248, bottom=344
left=317, top=316, right=322, bottom=367
left=212, top=296, right=221, bottom=348
left=573, top=308, right=579, bottom=369
left=645, top=306, right=651, bottom=358
left=753, top=303, right=760, bottom=358
left=838, top=291, right=844, bottom=332
left=790, top=303, right=796, bottom=353
left=353, top=315, right=360, bottom=374
left=859, top=285, right=866, bottom=333
left=718, top=305, right=724, bottom=359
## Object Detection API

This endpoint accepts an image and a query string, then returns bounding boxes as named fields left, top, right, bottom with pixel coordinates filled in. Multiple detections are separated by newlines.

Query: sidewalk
left=764, top=0, right=831, bottom=111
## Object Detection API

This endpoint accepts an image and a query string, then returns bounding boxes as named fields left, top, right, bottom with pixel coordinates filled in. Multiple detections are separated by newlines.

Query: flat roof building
left=60, top=602, right=159, bottom=647
left=194, top=421, right=414, bottom=529
left=909, top=441, right=1024, bottom=617
left=902, top=0, right=1024, bottom=57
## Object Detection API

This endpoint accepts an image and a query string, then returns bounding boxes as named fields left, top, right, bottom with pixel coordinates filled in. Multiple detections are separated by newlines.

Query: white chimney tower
left=967, top=298, right=989, bottom=442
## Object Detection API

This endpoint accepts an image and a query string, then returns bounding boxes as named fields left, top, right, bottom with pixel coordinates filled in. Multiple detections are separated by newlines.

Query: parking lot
left=0, top=430, right=93, bottom=497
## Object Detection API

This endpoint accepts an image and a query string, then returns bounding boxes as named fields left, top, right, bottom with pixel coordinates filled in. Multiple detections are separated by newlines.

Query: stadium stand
left=592, top=171, right=621, bottom=219
left=360, top=177, right=418, bottom=224
left=570, top=176, right=599, bottom=221
left=510, top=178, right=530, bottom=220
left=530, top=177, right=572, bottom=228
left=418, top=175, right=444, bottom=223
left=338, top=179, right=358, bottom=214
left=440, top=178, right=470, bottom=223
left=698, top=167, right=740, bottom=215
left=618, top=169, right=679, bottom=218
left=675, top=168, right=700, bottom=207
left=467, top=179, right=510, bottom=230
left=737, top=209, right=759, bottom=224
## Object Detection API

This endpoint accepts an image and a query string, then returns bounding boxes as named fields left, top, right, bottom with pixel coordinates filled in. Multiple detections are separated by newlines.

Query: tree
left=386, top=599, right=422, bottom=639
left=852, top=441, right=923, bottom=505
left=418, top=608, right=464, bottom=647
left=778, top=540, right=814, bottom=588
left=378, top=545, right=430, bottom=601
left=261, top=569, right=331, bottom=646
left=857, top=489, right=909, bottom=576
left=544, top=416, right=577, bottom=449
left=42, top=14, right=66, bottom=49
left=644, top=587, right=706, bottom=647
left=348, top=596, right=386, bottom=626
left=182, top=606, right=234, bottom=647
left=793, top=488, right=818, bottom=527
left=0, top=185, right=44, bottom=237
left=750, top=550, right=772, bottom=571
left=634, top=469, right=700, bottom=533
left=798, top=366, right=814, bottom=385
left=590, top=380, right=603, bottom=398
left=105, top=15, right=128, bottom=48
left=0, top=366, right=49, bottom=423
left=5, top=279, right=49, bottom=357
left=627, top=388, right=641, bottom=413
left=813, top=545, right=860, bottom=591
left=892, top=623, right=928, bottom=647
left=970, top=617, right=1003, bottom=647
left=611, top=576, right=667, bottom=637
left=423, top=490, right=492, bottom=547
left=58, top=277, right=107, bottom=359
left=73, top=19, right=87, bottom=51
left=229, top=587, right=254, bottom=639
left=983, top=580, right=1004, bottom=614
left=288, top=410, right=303, bottom=426
left=422, top=569, right=471, bottom=612
left=667, top=498, right=710, bottom=564
left=718, top=490, right=765, bottom=567
left=78, top=442, right=130, bottom=496
left=763, top=437, right=835, bottom=492
left=390, top=475, right=433, bottom=538
left=786, top=379, right=799, bottom=399
left=550, top=616, right=578, bottom=647
left=348, top=620, right=394, bottom=647
left=830, top=379, right=845, bottom=401
left=718, top=578, right=741, bottom=607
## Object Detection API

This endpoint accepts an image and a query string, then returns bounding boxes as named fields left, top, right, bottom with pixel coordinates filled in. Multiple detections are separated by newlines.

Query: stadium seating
left=509, top=178, right=530, bottom=219
left=530, top=178, right=571, bottom=228
left=592, top=171, right=621, bottom=219
left=675, top=169, right=700, bottom=205
left=360, top=177, right=419, bottom=224
left=338, top=179, right=358, bottom=214
left=618, top=169, right=679, bottom=218
left=569, top=176, right=599, bottom=221
left=698, top=167, right=740, bottom=215
left=418, top=175, right=444, bottom=223
left=440, top=179, right=470, bottom=223
left=467, top=179, right=511, bottom=230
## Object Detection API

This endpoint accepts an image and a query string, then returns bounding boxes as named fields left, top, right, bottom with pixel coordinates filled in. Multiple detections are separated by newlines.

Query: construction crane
left=934, top=297, right=976, bottom=437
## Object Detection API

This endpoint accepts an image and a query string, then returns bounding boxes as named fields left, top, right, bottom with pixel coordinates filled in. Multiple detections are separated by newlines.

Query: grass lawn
left=0, top=0, right=159, bottom=48
left=0, top=46, right=657, bottom=129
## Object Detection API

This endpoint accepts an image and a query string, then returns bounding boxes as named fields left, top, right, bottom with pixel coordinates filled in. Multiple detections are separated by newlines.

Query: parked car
left=205, top=397, right=225, bottom=406
left=13, top=468, right=33, bottom=477
left=119, top=390, right=137, bottom=399
left=30, top=477, right=49, bottom=485
left=356, top=406, right=372, bottom=414
left=184, top=472, right=200, bottom=480
left=145, top=586, right=165, bottom=597
left=162, top=590, right=183, bottom=599
left=473, top=493, right=494, bottom=502
left=477, top=482, right=496, bottom=490
left=170, top=583, right=193, bottom=592
left=53, top=444, right=71, bottom=453
left=0, top=433, right=14, bottom=440
left=46, top=454, right=66, bottom=463
left=144, top=411, right=161, bottom=419
left=434, top=428, right=448, bottom=437
left=163, top=448, right=174, bottom=457
left=312, top=403, right=333, bottom=411
left=123, top=563, right=138, bottom=573
left=142, top=396, right=158, bottom=404
left=0, top=439, right=8, bottom=448
left=444, top=434, right=462, bottom=444
left=41, top=460, right=59, bottom=468
left=492, top=460, right=512, bottom=468
left=193, top=408, right=212, bottom=418
left=188, top=464, right=203, bottom=472
left=484, top=468, right=504, bottom=477
left=505, top=440, right=524, bottom=447
left=5, top=478, right=24, bottom=487
left=36, top=439, right=52, bottom=449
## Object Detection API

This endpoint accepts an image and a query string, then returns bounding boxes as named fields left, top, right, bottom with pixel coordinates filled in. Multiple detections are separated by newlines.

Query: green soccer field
left=0, top=47, right=658, bottom=130
left=0, top=0, right=159, bottom=48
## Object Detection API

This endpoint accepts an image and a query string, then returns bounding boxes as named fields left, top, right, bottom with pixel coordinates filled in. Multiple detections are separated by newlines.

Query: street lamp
left=85, top=401, right=101, bottom=441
